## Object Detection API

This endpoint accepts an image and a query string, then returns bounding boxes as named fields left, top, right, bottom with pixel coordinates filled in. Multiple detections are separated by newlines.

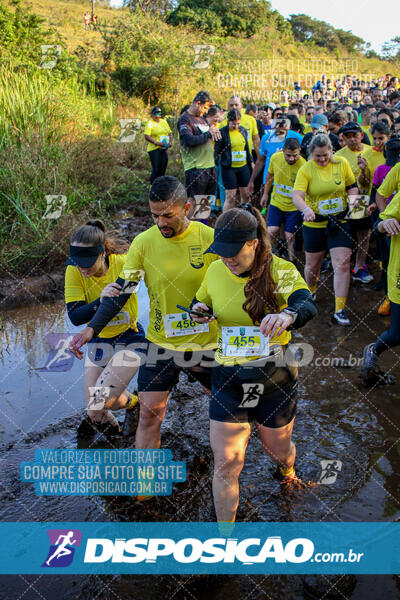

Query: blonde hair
left=309, top=132, right=338, bottom=163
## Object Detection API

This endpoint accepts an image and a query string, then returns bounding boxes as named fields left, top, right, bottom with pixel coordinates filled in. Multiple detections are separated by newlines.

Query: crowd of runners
left=65, top=74, right=400, bottom=522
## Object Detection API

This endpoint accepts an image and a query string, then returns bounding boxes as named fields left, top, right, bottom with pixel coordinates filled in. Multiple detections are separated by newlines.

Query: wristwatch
left=280, top=307, right=298, bottom=324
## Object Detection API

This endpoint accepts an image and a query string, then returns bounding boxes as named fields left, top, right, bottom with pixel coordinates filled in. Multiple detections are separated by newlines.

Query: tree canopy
left=167, top=0, right=291, bottom=38
left=289, top=14, right=365, bottom=53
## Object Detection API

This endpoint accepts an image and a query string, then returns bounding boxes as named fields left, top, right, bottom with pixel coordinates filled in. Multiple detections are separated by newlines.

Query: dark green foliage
left=167, top=0, right=280, bottom=38
left=289, top=13, right=364, bottom=53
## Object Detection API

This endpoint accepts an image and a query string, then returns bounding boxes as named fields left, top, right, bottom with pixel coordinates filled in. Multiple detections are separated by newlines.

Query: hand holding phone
left=176, top=304, right=216, bottom=322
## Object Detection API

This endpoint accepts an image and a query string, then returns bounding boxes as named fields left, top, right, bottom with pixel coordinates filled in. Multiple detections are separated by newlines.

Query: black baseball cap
left=205, top=227, right=257, bottom=258
left=65, top=244, right=105, bottom=268
left=338, top=121, right=362, bottom=135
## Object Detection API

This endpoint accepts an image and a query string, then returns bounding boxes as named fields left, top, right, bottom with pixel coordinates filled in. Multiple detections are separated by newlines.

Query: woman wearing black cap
left=144, top=107, right=172, bottom=183
left=65, top=220, right=146, bottom=438
left=190, top=204, right=316, bottom=522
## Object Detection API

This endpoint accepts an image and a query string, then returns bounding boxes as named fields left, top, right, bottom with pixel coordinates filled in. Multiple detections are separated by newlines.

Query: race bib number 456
left=163, top=312, right=209, bottom=338
left=221, top=326, right=269, bottom=357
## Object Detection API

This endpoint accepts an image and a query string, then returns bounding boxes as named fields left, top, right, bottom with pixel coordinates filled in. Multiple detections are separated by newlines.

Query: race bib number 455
left=221, top=326, right=269, bottom=357
left=163, top=312, right=209, bottom=338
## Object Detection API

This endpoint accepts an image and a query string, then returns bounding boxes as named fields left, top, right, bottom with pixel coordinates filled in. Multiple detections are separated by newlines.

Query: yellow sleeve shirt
left=378, top=162, right=400, bottom=198
left=379, top=193, right=400, bottom=304
left=195, top=256, right=309, bottom=365
left=294, top=156, right=355, bottom=228
left=121, top=221, right=218, bottom=351
left=219, top=114, right=258, bottom=152
left=335, top=145, right=368, bottom=193
left=144, top=118, right=171, bottom=152
left=65, top=254, right=139, bottom=338
left=361, top=146, right=385, bottom=192
left=268, top=153, right=306, bottom=212
left=229, top=129, right=247, bottom=168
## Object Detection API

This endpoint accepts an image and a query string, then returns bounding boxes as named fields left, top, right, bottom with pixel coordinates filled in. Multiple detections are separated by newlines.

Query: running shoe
left=332, top=310, right=350, bottom=326
left=378, top=297, right=391, bottom=316
left=352, top=267, right=373, bottom=283
left=77, top=417, right=95, bottom=438
left=360, top=343, right=379, bottom=380
left=274, top=466, right=305, bottom=488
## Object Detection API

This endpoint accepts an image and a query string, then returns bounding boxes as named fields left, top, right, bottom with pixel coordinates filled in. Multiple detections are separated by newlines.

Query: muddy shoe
left=332, top=309, right=350, bottom=327
left=360, top=343, right=379, bottom=382
left=274, top=465, right=305, bottom=488
left=77, top=417, right=95, bottom=438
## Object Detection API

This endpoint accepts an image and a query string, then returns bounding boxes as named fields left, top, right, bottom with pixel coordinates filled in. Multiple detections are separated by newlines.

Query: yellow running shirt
left=229, top=129, right=247, bottom=168
left=379, top=193, right=400, bottom=304
left=121, top=221, right=218, bottom=351
left=65, top=253, right=139, bottom=338
left=268, top=152, right=306, bottom=212
left=294, top=156, right=355, bottom=228
left=361, top=125, right=371, bottom=143
left=335, top=144, right=368, bottom=193
left=144, top=118, right=171, bottom=152
left=219, top=114, right=258, bottom=152
left=195, top=256, right=309, bottom=366
left=378, top=162, right=400, bottom=198
left=361, top=146, right=385, bottom=192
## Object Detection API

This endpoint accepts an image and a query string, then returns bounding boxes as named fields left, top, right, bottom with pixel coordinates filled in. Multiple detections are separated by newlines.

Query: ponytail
left=240, top=204, right=279, bottom=323
left=71, top=219, right=129, bottom=255
left=215, top=205, right=279, bottom=324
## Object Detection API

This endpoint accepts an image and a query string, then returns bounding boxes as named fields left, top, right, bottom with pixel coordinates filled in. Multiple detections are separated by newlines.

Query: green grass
left=0, top=0, right=396, bottom=276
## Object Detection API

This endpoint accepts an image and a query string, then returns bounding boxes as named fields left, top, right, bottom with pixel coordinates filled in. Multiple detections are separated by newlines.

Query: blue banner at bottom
left=0, top=522, right=398, bottom=574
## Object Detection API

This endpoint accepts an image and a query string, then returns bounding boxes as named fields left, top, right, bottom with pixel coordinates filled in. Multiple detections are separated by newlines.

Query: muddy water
left=0, top=277, right=399, bottom=598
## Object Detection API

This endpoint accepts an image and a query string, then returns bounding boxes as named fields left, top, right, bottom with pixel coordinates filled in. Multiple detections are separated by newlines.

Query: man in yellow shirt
left=262, top=138, right=305, bottom=261
left=70, top=176, right=218, bottom=451
left=219, top=95, right=260, bottom=156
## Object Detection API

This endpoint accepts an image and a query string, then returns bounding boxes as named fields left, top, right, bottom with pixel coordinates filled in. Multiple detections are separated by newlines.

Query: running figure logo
left=42, top=529, right=82, bottom=567
left=37, top=334, right=75, bottom=372
left=192, top=45, right=215, bottom=69
left=318, top=460, right=342, bottom=485
left=239, top=383, right=264, bottom=408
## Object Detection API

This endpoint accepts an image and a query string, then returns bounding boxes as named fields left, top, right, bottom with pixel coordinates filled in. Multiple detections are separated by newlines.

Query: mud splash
left=0, top=270, right=399, bottom=598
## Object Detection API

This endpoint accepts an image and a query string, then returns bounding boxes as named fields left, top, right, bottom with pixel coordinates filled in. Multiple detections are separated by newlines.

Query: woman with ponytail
left=64, top=220, right=146, bottom=439
left=190, top=204, right=316, bottom=523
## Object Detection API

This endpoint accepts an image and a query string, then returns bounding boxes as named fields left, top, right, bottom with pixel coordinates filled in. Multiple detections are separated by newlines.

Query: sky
left=108, top=0, right=397, bottom=54
left=270, top=0, right=397, bottom=53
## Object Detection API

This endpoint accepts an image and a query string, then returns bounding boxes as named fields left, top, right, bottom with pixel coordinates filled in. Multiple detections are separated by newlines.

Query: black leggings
left=148, top=148, right=168, bottom=184
left=375, top=301, right=400, bottom=355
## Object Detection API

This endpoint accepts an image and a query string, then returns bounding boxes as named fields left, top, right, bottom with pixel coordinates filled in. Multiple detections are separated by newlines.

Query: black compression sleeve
left=370, top=185, right=377, bottom=206
left=87, top=277, right=133, bottom=336
left=66, top=299, right=101, bottom=326
left=286, top=288, right=317, bottom=329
